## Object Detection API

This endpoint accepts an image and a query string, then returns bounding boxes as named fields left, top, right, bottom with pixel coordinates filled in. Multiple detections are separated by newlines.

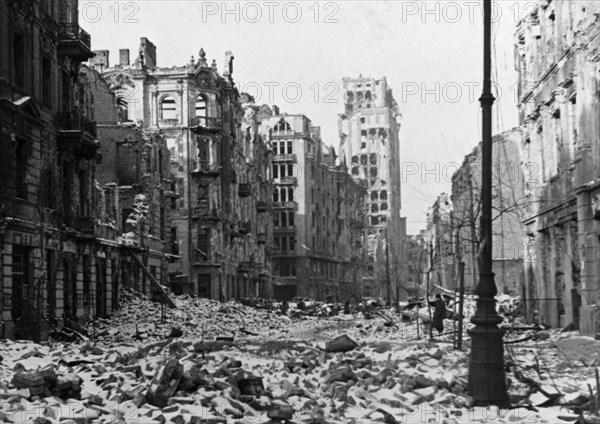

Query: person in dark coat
left=432, top=294, right=446, bottom=334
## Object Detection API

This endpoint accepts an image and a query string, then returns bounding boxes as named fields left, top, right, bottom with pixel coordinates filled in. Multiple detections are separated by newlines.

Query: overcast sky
left=80, top=0, right=531, bottom=234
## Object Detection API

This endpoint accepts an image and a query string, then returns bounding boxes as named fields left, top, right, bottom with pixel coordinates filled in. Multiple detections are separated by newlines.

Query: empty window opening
left=195, top=95, right=207, bottom=117
left=160, top=96, right=177, bottom=120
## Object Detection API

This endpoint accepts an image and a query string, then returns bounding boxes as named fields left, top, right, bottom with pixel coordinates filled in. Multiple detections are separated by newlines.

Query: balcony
left=192, top=207, right=221, bottom=225
left=350, top=219, right=365, bottom=229
left=73, top=216, right=95, bottom=235
left=239, top=222, right=252, bottom=235
left=193, top=251, right=221, bottom=268
left=272, top=201, right=298, bottom=211
left=158, top=118, right=180, bottom=128
left=238, top=261, right=255, bottom=273
left=191, top=162, right=221, bottom=183
left=58, top=23, right=94, bottom=61
left=257, top=233, right=267, bottom=244
left=256, top=201, right=269, bottom=213
left=273, top=153, right=297, bottom=162
left=271, top=129, right=296, bottom=138
left=272, top=250, right=296, bottom=258
left=55, top=111, right=98, bottom=160
left=274, top=227, right=295, bottom=234
left=277, top=176, right=297, bottom=186
left=189, top=116, right=223, bottom=135
left=238, top=183, right=252, bottom=198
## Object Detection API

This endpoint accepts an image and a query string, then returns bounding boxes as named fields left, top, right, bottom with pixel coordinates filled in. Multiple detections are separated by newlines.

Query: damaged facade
left=515, top=0, right=600, bottom=331
left=338, top=76, right=406, bottom=300
left=91, top=41, right=273, bottom=299
left=259, top=110, right=369, bottom=301
left=80, top=65, right=176, bottom=302
left=450, top=129, right=528, bottom=295
left=0, top=0, right=124, bottom=340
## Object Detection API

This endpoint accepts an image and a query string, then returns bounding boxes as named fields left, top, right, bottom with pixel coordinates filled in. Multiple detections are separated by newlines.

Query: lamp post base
left=468, top=325, right=509, bottom=407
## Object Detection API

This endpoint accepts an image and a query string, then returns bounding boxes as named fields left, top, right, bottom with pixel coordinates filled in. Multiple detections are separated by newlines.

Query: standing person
left=432, top=294, right=446, bottom=334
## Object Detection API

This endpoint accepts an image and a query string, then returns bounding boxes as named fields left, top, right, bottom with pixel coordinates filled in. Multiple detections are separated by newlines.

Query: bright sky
left=80, top=0, right=531, bottom=234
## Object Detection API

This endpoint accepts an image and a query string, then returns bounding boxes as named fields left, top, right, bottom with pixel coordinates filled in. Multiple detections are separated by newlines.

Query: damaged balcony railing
left=256, top=201, right=269, bottom=213
left=238, top=183, right=251, bottom=197
left=55, top=111, right=97, bottom=137
left=189, top=116, right=223, bottom=133
left=58, top=23, right=92, bottom=49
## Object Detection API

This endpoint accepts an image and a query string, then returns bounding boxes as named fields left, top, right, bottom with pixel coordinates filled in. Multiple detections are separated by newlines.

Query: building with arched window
left=91, top=40, right=273, bottom=300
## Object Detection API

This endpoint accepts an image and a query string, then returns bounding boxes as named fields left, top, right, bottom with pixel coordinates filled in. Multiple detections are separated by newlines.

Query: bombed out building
left=515, top=0, right=599, bottom=331
left=0, top=0, right=128, bottom=340
left=90, top=40, right=273, bottom=299
left=338, top=76, right=406, bottom=300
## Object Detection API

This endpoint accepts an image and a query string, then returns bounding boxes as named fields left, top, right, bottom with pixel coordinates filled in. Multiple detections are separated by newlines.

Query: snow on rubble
left=0, top=292, right=597, bottom=424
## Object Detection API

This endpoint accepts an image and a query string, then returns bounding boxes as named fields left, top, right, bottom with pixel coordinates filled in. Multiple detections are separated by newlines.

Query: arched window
left=370, top=191, right=378, bottom=201
left=365, top=91, right=372, bottom=101
left=195, top=94, right=207, bottom=117
left=116, top=97, right=129, bottom=122
left=380, top=202, right=388, bottom=211
left=274, top=119, right=291, bottom=132
left=371, top=204, right=379, bottom=213
left=160, top=95, right=177, bottom=120
left=380, top=190, right=388, bottom=200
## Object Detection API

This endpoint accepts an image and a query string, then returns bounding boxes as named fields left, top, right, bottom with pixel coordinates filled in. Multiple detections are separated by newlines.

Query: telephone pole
left=467, top=0, right=508, bottom=406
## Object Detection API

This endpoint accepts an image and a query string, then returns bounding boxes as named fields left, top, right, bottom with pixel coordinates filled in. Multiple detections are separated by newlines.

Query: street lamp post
left=467, top=0, right=509, bottom=407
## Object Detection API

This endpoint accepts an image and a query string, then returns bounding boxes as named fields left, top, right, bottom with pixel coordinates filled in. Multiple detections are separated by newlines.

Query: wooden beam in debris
left=129, top=252, right=177, bottom=309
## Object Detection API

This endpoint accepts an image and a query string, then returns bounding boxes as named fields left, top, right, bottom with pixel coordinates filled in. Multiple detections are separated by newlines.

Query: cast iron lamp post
left=467, top=0, right=509, bottom=407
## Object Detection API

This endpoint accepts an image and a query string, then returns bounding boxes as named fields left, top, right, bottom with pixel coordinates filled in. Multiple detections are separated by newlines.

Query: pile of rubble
left=86, top=291, right=306, bottom=345
left=1, top=328, right=596, bottom=423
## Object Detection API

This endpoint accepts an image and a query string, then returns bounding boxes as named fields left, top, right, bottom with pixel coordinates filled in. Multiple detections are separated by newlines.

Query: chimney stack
left=119, top=49, right=130, bottom=66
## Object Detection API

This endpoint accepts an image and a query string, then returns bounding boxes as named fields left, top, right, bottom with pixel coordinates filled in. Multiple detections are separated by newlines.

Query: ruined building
left=338, top=76, right=405, bottom=301
left=90, top=41, right=273, bottom=299
left=425, top=193, right=454, bottom=290
left=451, top=129, right=528, bottom=295
left=515, top=0, right=599, bottom=330
left=80, top=65, right=177, bottom=301
left=0, top=0, right=121, bottom=339
left=259, top=109, right=369, bottom=301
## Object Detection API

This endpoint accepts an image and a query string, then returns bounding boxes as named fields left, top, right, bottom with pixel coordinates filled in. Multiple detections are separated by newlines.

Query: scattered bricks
left=12, top=372, right=45, bottom=389
left=325, top=335, right=358, bottom=353
left=267, top=403, right=294, bottom=420
left=118, top=365, right=142, bottom=377
left=326, top=366, right=357, bottom=384
left=415, top=375, right=435, bottom=388
left=145, top=358, right=183, bottom=408
left=237, top=378, right=264, bottom=396
left=189, top=417, right=226, bottom=424
left=33, top=418, right=51, bottom=424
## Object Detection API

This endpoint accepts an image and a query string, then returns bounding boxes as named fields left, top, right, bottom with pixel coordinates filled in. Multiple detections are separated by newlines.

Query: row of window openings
left=352, top=154, right=378, bottom=165
left=157, top=95, right=208, bottom=121
left=352, top=167, right=379, bottom=178
left=274, top=235, right=295, bottom=252
left=370, top=216, right=387, bottom=225
left=272, top=164, right=295, bottom=178
left=273, top=187, right=294, bottom=202
left=273, top=141, right=293, bottom=155
left=274, top=211, right=295, bottom=228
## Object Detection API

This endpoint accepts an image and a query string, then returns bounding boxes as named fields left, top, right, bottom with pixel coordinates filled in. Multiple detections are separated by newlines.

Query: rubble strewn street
left=1, top=293, right=599, bottom=424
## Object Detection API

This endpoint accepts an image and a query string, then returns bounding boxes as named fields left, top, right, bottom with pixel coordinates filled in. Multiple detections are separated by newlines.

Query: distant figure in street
left=344, top=300, right=351, bottom=314
left=297, top=299, right=306, bottom=310
left=281, top=301, right=289, bottom=314
left=432, top=294, right=446, bottom=334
